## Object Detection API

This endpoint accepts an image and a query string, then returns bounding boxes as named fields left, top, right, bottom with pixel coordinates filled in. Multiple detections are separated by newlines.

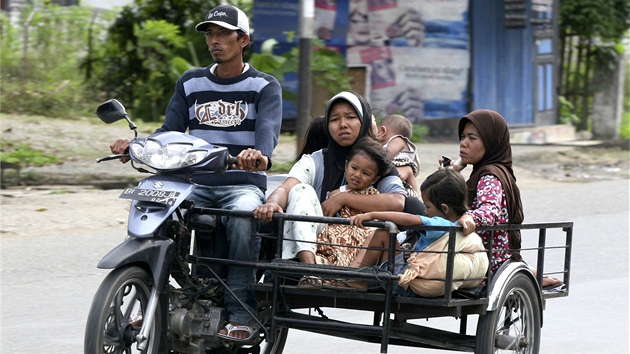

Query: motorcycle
left=85, top=100, right=573, bottom=354
left=84, top=99, right=284, bottom=354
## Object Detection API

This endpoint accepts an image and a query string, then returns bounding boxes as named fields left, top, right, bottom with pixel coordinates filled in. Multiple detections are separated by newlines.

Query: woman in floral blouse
left=455, top=109, right=522, bottom=273
left=455, top=110, right=562, bottom=288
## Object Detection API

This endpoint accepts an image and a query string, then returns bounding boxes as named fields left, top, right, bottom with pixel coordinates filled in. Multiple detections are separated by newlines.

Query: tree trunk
left=570, top=35, right=585, bottom=108
left=558, top=29, right=567, bottom=94
left=579, top=37, right=593, bottom=132
left=562, top=34, right=575, bottom=97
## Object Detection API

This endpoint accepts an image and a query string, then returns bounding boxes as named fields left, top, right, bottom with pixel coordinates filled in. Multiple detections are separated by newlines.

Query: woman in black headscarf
left=254, top=91, right=407, bottom=265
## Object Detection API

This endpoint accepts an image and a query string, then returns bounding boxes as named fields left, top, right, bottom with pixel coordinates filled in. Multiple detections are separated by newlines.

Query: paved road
left=279, top=178, right=629, bottom=353
left=1, top=169, right=628, bottom=353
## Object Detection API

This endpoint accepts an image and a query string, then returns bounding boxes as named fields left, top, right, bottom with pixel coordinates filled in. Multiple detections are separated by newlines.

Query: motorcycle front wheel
left=85, top=266, right=163, bottom=354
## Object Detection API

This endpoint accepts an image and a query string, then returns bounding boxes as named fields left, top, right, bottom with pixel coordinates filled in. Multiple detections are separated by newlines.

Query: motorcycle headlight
left=130, top=140, right=208, bottom=170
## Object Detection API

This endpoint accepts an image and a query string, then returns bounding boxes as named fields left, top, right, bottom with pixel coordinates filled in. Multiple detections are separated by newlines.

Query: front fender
left=97, top=237, right=175, bottom=293
left=486, top=260, right=544, bottom=324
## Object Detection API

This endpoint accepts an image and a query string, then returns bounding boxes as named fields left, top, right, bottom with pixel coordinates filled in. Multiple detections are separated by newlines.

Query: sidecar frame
left=189, top=207, right=572, bottom=353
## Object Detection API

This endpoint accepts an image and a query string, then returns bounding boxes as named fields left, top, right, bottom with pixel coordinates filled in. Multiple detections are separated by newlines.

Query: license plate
left=119, top=188, right=181, bottom=206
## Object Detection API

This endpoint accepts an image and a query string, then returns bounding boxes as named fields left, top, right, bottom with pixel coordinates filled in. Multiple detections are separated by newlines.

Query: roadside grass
left=0, top=113, right=297, bottom=186
left=0, top=140, right=60, bottom=166
left=4, top=113, right=624, bottom=185
left=0, top=113, right=162, bottom=162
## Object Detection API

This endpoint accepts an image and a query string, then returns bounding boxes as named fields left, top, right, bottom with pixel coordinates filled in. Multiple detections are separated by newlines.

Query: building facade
left=253, top=0, right=559, bottom=130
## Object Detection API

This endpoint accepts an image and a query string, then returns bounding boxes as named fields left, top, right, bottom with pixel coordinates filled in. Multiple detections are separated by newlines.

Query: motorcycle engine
left=168, top=289, right=227, bottom=353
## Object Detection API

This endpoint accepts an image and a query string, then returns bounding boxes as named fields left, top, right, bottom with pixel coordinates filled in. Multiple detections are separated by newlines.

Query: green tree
left=561, top=0, right=628, bottom=41
left=0, top=4, right=114, bottom=117
left=87, top=0, right=252, bottom=121
left=134, top=20, right=186, bottom=119
left=559, top=0, right=630, bottom=131
left=88, top=0, right=350, bottom=123
left=249, top=37, right=352, bottom=105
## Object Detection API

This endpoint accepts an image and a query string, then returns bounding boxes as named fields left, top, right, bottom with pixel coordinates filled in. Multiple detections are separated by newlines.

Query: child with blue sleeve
left=342, top=169, right=488, bottom=297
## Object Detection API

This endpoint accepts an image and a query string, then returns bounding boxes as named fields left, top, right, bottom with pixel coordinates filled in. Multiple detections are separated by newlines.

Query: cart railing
left=188, top=207, right=573, bottom=353
left=190, top=206, right=572, bottom=296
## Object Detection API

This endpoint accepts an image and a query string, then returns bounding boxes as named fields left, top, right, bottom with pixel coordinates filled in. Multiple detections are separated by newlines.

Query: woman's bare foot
left=542, top=275, right=563, bottom=288
left=531, top=268, right=563, bottom=288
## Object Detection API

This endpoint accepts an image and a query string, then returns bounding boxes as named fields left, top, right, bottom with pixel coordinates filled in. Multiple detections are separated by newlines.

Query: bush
left=250, top=37, right=352, bottom=102
left=0, top=5, right=114, bottom=118
left=558, top=96, right=580, bottom=126
left=0, top=140, right=60, bottom=167
left=89, top=0, right=223, bottom=121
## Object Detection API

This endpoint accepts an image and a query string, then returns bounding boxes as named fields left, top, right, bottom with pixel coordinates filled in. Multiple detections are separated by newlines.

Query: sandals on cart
left=297, top=275, right=323, bottom=289
left=322, top=279, right=367, bottom=292
left=217, top=323, right=259, bottom=342
left=297, top=275, right=368, bottom=292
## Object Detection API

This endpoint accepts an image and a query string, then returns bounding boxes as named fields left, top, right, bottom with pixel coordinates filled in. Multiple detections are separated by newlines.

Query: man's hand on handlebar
left=110, top=138, right=131, bottom=163
left=235, top=148, right=267, bottom=172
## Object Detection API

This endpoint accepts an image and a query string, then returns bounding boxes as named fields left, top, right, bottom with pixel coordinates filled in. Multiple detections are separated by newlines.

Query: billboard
left=253, top=0, right=470, bottom=123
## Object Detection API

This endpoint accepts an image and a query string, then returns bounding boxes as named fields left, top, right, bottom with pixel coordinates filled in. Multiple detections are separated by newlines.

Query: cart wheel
left=260, top=326, right=289, bottom=354
left=475, top=272, right=541, bottom=353
left=231, top=325, right=288, bottom=354
left=237, top=301, right=289, bottom=354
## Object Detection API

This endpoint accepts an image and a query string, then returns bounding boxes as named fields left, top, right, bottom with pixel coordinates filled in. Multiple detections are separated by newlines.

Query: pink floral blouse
left=465, top=174, right=511, bottom=273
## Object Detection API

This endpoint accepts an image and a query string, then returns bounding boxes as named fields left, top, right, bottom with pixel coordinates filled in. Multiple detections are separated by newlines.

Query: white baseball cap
left=195, top=5, right=250, bottom=35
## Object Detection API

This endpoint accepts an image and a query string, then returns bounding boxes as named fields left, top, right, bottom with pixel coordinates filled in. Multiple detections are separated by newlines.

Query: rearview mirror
left=96, top=99, right=128, bottom=124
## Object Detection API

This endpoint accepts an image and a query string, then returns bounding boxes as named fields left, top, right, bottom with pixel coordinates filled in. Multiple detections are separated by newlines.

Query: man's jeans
left=190, top=184, right=264, bottom=326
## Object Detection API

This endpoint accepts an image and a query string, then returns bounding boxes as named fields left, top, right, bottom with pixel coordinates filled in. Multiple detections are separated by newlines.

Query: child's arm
left=350, top=211, right=422, bottom=227
left=383, top=136, right=407, bottom=159
left=323, top=190, right=405, bottom=216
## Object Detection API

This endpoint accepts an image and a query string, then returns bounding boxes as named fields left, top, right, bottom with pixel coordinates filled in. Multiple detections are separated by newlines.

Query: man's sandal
left=217, top=323, right=258, bottom=342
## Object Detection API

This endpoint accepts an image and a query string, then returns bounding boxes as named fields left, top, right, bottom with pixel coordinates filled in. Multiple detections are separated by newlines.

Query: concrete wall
left=591, top=51, right=626, bottom=139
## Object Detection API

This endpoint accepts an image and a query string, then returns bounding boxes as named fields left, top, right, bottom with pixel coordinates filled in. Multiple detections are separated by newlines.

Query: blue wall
left=471, top=1, right=534, bottom=125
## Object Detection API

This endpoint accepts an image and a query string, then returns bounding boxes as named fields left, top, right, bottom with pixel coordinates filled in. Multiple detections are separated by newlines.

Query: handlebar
left=96, top=154, right=129, bottom=163
left=226, top=155, right=238, bottom=167
left=227, top=155, right=260, bottom=168
left=96, top=154, right=257, bottom=169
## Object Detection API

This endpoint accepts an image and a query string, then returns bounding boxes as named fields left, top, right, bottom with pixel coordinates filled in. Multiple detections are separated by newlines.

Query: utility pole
left=296, top=0, right=314, bottom=150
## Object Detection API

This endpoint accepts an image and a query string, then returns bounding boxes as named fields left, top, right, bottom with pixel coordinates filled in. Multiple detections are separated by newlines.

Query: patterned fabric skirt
left=315, top=187, right=379, bottom=267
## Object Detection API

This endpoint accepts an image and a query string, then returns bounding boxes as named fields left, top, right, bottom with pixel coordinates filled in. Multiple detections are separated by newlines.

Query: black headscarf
left=458, top=109, right=524, bottom=260
left=320, top=92, right=375, bottom=200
